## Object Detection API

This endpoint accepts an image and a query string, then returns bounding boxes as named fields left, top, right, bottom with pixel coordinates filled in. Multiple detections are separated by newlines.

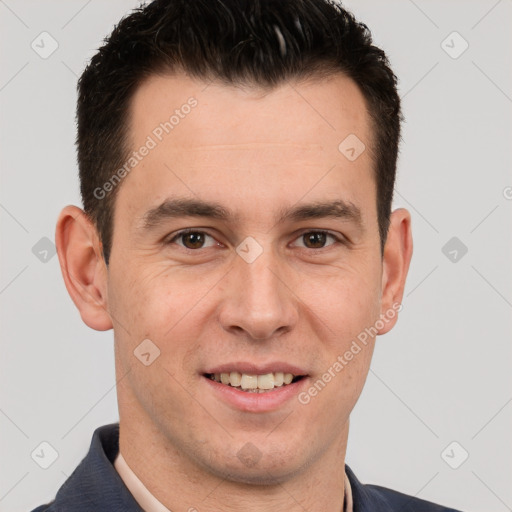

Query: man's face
left=107, top=73, right=392, bottom=482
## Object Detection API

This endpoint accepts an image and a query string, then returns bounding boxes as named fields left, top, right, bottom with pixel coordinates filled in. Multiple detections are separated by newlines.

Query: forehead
left=117, top=72, right=375, bottom=228
left=128, top=72, right=371, bottom=148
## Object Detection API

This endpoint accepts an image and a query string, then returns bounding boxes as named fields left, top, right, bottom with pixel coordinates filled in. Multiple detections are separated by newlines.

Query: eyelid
left=289, top=229, right=344, bottom=249
left=166, top=228, right=220, bottom=248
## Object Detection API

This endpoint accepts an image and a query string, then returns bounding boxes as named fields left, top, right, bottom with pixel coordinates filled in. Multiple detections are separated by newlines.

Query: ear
left=55, top=205, right=113, bottom=331
left=377, top=208, right=413, bottom=335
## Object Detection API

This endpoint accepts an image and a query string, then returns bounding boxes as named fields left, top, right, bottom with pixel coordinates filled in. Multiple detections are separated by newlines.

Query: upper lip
left=203, top=362, right=307, bottom=376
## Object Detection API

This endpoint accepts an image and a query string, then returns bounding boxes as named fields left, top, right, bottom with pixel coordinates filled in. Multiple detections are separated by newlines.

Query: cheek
left=108, top=264, right=171, bottom=367
left=295, top=259, right=381, bottom=339
left=111, top=262, right=183, bottom=324
left=296, top=260, right=380, bottom=399
left=109, top=262, right=217, bottom=364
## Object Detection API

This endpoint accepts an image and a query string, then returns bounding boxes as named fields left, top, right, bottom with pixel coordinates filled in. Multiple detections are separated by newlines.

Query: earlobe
left=377, top=208, right=413, bottom=335
left=55, top=205, right=113, bottom=331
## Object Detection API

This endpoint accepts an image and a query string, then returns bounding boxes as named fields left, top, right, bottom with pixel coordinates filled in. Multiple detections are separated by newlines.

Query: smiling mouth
left=204, top=372, right=305, bottom=393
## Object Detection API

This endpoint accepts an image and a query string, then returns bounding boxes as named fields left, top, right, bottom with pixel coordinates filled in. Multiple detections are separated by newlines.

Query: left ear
left=377, top=208, right=413, bottom=335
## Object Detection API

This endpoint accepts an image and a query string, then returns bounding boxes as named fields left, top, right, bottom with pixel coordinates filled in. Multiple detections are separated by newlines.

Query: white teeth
left=257, top=373, right=274, bottom=390
left=229, top=371, right=242, bottom=387
left=274, top=372, right=284, bottom=386
left=210, top=371, right=300, bottom=391
left=240, top=374, right=258, bottom=390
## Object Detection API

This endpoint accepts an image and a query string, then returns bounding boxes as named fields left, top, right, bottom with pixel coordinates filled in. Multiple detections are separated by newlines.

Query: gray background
left=1, top=1, right=511, bottom=511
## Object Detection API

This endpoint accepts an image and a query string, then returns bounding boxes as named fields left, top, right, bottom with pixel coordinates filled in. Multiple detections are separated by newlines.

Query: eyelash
left=166, top=228, right=345, bottom=252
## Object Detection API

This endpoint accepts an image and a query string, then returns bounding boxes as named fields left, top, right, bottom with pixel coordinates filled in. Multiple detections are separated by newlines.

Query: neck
left=118, top=409, right=348, bottom=512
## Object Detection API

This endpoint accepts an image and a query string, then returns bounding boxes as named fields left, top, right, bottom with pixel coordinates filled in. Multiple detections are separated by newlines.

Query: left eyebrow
left=275, top=199, right=364, bottom=230
left=139, top=197, right=364, bottom=232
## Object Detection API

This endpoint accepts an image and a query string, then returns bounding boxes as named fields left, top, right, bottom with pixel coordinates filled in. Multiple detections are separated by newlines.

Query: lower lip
left=203, top=376, right=309, bottom=413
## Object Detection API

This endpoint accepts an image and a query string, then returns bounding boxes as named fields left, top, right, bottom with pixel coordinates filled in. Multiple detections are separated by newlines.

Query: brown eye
left=181, top=232, right=206, bottom=249
left=292, top=231, right=339, bottom=250
left=303, top=232, right=328, bottom=249
left=167, top=230, right=218, bottom=250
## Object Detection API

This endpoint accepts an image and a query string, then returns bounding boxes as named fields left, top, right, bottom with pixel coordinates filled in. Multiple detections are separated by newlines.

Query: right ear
left=55, top=205, right=113, bottom=331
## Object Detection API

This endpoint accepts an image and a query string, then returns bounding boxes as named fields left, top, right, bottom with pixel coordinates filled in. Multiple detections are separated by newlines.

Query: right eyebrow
left=139, top=197, right=238, bottom=231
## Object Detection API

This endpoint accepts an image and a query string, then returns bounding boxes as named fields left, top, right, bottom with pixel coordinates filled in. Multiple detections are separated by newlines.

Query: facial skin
left=56, top=72, right=412, bottom=511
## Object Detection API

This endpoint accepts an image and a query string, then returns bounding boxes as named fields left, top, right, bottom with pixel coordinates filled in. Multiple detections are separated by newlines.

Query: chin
left=199, top=445, right=310, bottom=486
left=214, top=462, right=304, bottom=487
left=222, top=469, right=293, bottom=486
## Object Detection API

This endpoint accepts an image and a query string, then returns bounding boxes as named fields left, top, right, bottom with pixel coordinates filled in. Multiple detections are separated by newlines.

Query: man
left=32, top=0, right=462, bottom=510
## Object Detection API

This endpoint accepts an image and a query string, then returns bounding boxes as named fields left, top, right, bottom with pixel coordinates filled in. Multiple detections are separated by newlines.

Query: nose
left=217, top=247, right=299, bottom=341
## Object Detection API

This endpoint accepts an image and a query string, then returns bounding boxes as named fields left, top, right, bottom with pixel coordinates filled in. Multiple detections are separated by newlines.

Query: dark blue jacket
left=31, top=423, right=462, bottom=511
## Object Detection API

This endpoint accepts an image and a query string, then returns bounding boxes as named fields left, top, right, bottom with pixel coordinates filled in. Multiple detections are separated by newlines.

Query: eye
left=167, top=229, right=220, bottom=250
left=165, top=229, right=343, bottom=252
left=291, top=230, right=341, bottom=250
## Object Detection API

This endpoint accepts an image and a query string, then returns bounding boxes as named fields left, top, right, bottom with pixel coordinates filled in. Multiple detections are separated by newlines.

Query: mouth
left=204, top=372, right=306, bottom=393
left=202, top=363, right=309, bottom=412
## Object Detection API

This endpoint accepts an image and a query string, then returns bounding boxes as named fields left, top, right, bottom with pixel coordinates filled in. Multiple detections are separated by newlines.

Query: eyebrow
left=140, top=197, right=364, bottom=231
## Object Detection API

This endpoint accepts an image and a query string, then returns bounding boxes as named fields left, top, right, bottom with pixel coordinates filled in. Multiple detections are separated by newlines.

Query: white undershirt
left=114, top=452, right=353, bottom=512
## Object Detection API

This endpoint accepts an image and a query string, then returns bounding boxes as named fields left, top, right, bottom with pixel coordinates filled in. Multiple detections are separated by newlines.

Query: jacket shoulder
left=345, top=464, right=463, bottom=512
left=28, top=423, right=142, bottom=512
left=365, top=483, right=463, bottom=512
